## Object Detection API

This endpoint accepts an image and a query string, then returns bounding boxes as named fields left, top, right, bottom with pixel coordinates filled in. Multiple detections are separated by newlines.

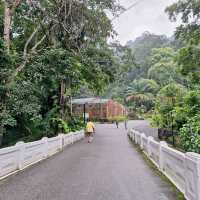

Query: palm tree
left=125, top=78, right=159, bottom=111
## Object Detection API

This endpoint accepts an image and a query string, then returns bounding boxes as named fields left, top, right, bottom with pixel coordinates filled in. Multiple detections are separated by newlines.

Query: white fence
left=128, top=129, right=200, bottom=200
left=0, top=130, right=84, bottom=179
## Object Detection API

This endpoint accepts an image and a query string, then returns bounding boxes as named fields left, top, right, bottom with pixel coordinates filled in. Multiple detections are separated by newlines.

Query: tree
left=0, top=0, right=123, bottom=145
left=3, top=0, right=21, bottom=51
left=152, top=83, right=186, bottom=129
left=105, top=32, right=180, bottom=107
left=166, top=0, right=200, bottom=44
left=125, top=78, right=159, bottom=111
left=176, top=44, right=200, bottom=85
left=148, top=48, right=182, bottom=86
left=0, top=38, right=15, bottom=142
left=1, top=0, right=122, bottom=79
left=103, top=43, right=137, bottom=103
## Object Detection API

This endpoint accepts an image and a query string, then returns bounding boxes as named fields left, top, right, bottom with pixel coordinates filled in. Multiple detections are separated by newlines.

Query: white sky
left=111, top=0, right=179, bottom=45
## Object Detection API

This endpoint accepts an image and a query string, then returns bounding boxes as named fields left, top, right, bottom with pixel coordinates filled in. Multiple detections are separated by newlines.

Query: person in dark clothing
left=116, top=121, right=119, bottom=128
left=124, top=120, right=128, bottom=130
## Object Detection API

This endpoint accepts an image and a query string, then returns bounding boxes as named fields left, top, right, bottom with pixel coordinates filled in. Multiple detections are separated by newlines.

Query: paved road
left=126, top=120, right=158, bottom=139
left=0, top=123, right=176, bottom=200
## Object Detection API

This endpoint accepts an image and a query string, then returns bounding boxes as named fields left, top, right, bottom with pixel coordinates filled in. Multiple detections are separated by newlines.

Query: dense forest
left=105, top=0, right=200, bottom=153
left=0, top=0, right=127, bottom=146
left=1, top=0, right=200, bottom=153
left=104, top=31, right=181, bottom=105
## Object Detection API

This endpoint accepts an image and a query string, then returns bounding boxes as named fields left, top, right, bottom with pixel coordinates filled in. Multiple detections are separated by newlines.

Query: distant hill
left=126, top=32, right=172, bottom=67
left=103, top=31, right=181, bottom=103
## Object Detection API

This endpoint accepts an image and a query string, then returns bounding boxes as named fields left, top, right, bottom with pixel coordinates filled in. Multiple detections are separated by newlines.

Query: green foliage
left=52, top=118, right=70, bottom=133
left=131, top=78, right=160, bottom=95
left=67, top=117, right=85, bottom=132
left=108, top=115, right=127, bottom=122
left=104, top=33, right=179, bottom=107
left=166, top=0, right=200, bottom=44
left=0, top=4, right=3, bottom=37
left=0, top=0, right=123, bottom=146
left=157, top=0, right=200, bottom=152
left=148, top=48, right=183, bottom=86
left=176, top=44, right=200, bottom=84
left=180, top=114, right=200, bottom=153
left=127, top=32, right=170, bottom=71
left=153, top=83, right=186, bottom=129
left=0, top=38, right=16, bottom=128
left=125, top=78, right=159, bottom=112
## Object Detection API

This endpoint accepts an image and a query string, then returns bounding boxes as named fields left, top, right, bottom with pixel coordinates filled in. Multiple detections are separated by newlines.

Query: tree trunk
left=70, top=95, right=73, bottom=116
left=4, top=2, right=11, bottom=52
left=60, top=79, right=66, bottom=119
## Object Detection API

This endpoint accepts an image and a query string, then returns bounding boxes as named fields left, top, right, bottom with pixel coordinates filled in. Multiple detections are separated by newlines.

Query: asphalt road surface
left=0, top=122, right=176, bottom=200
left=127, top=120, right=158, bottom=139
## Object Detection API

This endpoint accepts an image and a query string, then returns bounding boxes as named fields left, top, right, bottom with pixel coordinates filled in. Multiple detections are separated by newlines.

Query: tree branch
left=31, top=34, right=47, bottom=53
left=23, top=24, right=41, bottom=59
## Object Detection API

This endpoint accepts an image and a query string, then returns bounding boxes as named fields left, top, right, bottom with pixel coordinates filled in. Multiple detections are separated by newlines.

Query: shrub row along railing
left=128, top=129, right=200, bottom=200
left=0, top=130, right=84, bottom=180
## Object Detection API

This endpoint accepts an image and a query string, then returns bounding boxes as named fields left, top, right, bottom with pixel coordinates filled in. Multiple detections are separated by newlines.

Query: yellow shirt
left=86, top=122, right=95, bottom=133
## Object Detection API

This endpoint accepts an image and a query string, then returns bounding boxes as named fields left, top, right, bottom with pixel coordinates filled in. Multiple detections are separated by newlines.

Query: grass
left=128, top=136, right=185, bottom=200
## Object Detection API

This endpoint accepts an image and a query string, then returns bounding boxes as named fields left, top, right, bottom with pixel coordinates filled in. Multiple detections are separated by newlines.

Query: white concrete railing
left=0, top=130, right=84, bottom=179
left=128, top=129, right=200, bottom=200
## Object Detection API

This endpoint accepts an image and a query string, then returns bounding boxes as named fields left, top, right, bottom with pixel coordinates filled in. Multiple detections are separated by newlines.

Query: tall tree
left=166, top=0, right=200, bottom=85
left=3, top=0, right=21, bottom=51
left=166, top=0, right=200, bottom=44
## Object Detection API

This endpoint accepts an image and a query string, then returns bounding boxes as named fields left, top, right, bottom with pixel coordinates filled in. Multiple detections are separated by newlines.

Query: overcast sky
left=111, top=0, right=179, bottom=45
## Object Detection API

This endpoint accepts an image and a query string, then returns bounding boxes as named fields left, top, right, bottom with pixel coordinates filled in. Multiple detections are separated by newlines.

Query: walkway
left=0, top=123, right=176, bottom=200
left=128, top=120, right=158, bottom=138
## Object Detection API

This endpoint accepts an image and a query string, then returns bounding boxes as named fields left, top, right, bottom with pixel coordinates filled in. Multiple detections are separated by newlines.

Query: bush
left=68, top=117, right=85, bottom=132
left=108, top=116, right=127, bottom=122
left=180, top=114, right=200, bottom=153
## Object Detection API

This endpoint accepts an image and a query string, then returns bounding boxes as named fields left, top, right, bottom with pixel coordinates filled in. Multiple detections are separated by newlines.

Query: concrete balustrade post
left=129, top=130, right=133, bottom=141
left=139, top=133, right=142, bottom=147
left=159, top=141, right=168, bottom=171
left=42, top=137, right=48, bottom=158
left=132, top=130, right=136, bottom=142
left=58, top=134, right=64, bottom=150
left=147, top=136, right=153, bottom=156
left=141, top=133, right=146, bottom=149
left=81, top=130, right=84, bottom=139
left=16, top=141, right=25, bottom=170
left=78, top=131, right=82, bottom=140
left=127, top=129, right=130, bottom=137
left=79, top=131, right=82, bottom=140
left=137, top=132, right=140, bottom=144
left=185, top=152, right=200, bottom=200
left=72, top=133, right=74, bottom=144
left=131, top=130, right=135, bottom=141
left=135, top=131, right=138, bottom=144
left=138, top=131, right=141, bottom=145
left=128, top=129, right=131, bottom=139
left=76, top=131, right=79, bottom=141
left=68, top=132, right=73, bottom=144
left=130, top=130, right=132, bottom=140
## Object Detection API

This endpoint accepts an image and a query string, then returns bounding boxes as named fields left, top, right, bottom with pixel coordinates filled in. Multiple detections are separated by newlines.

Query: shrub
left=108, top=116, right=127, bottom=122
left=180, top=114, right=200, bottom=153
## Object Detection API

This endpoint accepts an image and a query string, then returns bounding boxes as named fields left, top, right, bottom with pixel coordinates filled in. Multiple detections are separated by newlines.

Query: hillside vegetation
left=105, top=0, right=200, bottom=153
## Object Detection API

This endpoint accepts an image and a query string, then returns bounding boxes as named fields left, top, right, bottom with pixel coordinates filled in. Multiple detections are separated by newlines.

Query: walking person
left=116, top=120, right=119, bottom=128
left=124, top=119, right=128, bottom=130
left=85, top=119, right=95, bottom=143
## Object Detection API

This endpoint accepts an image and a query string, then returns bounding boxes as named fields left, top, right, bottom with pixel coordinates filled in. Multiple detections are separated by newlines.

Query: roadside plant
left=180, top=114, right=200, bottom=153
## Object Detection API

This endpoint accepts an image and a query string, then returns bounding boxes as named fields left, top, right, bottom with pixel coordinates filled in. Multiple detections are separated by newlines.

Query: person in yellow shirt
left=85, top=119, right=95, bottom=143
